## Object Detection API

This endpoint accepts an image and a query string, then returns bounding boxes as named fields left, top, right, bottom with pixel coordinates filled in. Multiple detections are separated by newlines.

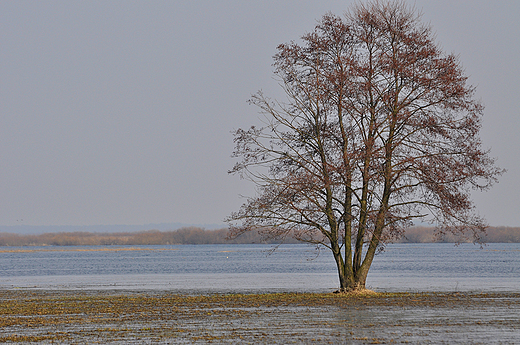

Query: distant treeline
left=397, top=226, right=520, bottom=244
left=0, top=226, right=519, bottom=246
left=0, top=227, right=298, bottom=246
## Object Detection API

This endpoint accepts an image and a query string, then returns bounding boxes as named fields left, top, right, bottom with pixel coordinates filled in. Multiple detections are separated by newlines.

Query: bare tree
left=227, top=0, right=503, bottom=292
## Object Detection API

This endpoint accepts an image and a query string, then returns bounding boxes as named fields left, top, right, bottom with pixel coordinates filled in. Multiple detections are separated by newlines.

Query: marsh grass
left=1, top=290, right=519, bottom=343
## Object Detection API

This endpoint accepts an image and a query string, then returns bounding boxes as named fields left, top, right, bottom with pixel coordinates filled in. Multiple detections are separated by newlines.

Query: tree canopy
left=228, top=0, right=503, bottom=291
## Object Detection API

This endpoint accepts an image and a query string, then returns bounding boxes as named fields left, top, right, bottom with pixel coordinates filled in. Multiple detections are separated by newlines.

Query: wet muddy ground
left=1, top=290, right=519, bottom=344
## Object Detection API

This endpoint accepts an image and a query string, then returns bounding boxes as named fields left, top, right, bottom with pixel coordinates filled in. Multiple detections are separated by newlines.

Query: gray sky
left=1, top=0, right=519, bottom=227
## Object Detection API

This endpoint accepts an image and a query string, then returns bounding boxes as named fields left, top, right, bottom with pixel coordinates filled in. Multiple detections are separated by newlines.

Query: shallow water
left=2, top=290, right=519, bottom=344
left=1, top=243, right=519, bottom=292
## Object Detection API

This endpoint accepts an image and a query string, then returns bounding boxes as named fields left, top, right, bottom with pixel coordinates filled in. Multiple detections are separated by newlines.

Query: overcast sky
left=1, top=0, right=518, bottom=228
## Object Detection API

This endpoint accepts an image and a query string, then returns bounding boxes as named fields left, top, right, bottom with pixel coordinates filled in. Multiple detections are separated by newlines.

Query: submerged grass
left=1, top=290, right=519, bottom=343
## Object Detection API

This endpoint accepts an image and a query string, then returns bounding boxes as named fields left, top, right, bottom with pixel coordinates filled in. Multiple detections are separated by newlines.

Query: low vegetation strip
left=0, top=290, right=519, bottom=344
left=0, top=227, right=297, bottom=246
left=0, top=247, right=178, bottom=253
left=0, top=226, right=519, bottom=246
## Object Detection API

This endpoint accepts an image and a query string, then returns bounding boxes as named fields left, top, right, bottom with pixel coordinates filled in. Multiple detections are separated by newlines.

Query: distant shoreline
left=0, top=223, right=226, bottom=235
left=0, top=226, right=519, bottom=246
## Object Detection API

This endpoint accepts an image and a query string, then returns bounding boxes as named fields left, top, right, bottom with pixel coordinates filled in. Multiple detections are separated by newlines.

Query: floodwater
left=1, top=243, right=519, bottom=293
left=1, top=243, right=520, bottom=343
left=1, top=290, right=519, bottom=344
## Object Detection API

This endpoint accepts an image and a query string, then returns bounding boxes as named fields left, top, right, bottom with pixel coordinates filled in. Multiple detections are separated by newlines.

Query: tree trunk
left=336, top=273, right=367, bottom=292
left=333, top=249, right=368, bottom=292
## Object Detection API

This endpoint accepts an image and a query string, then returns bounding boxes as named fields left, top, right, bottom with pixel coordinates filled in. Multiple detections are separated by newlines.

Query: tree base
left=333, top=288, right=377, bottom=296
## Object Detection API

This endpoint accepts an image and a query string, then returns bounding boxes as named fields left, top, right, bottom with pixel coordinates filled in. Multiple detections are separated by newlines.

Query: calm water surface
left=1, top=243, right=519, bottom=293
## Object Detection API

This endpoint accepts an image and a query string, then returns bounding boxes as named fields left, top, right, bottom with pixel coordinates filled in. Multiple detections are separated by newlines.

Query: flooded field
left=1, top=290, right=519, bottom=344
left=2, top=244, right=519, bottom=342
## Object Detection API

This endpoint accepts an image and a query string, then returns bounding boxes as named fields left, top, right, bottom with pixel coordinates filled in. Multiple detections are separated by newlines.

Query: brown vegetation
left=1, top=290, right=519, bottom=343
left=399, top=226, right=520, bottom=243
left=0, top=226, right=518, bottom=247
left=0, top=227, right=299, bottom=247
